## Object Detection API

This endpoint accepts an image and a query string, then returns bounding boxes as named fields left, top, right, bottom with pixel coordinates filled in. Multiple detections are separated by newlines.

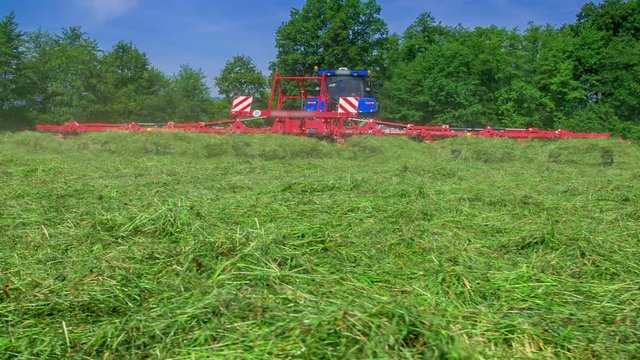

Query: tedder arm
left=36, top=72, right=610, bottom=140
left=35, top=118, right=611, bottom=140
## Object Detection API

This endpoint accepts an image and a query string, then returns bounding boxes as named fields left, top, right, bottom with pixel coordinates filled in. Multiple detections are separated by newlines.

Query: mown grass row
left=1, top=132, right=639, bottom=358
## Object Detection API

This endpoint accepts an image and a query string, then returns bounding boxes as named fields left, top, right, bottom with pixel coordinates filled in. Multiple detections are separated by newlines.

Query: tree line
left=0, top=19, right=226, bottom=129
left=1, top=0, right=639, bottom=138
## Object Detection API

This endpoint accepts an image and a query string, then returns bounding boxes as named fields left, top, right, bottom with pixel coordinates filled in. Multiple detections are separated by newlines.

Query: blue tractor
left=305, top=67, right=378, bottom=115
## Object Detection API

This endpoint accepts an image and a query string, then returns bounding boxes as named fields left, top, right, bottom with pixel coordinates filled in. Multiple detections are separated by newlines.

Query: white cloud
left=79, top=0, right=140, bottom=22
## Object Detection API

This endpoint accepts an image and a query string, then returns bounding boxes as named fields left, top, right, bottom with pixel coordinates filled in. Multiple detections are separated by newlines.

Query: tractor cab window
left=327, top=76, right=370, bottom=98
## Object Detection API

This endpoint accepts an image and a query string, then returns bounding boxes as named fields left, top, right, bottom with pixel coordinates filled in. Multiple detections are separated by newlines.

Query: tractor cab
left=305, top=67, right=378, bottom=114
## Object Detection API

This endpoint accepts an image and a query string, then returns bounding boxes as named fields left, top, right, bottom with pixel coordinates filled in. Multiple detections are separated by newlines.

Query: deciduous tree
left=24, top=27, right=100, bottom=122
left=171, top=64, right=212, bottom=121
left=215, top=55, right=267, bottom=101
left=0, top=12, right=25, bottom=122
left=272, top=0, right=392, bottom=76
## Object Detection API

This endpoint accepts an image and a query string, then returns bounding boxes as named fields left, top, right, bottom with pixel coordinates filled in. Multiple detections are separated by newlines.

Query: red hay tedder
left=36, top=69, right=611, bottom=141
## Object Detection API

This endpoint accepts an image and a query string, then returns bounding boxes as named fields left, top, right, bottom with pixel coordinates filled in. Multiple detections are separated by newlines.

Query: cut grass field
left=1, top=132, right=639, bottom=359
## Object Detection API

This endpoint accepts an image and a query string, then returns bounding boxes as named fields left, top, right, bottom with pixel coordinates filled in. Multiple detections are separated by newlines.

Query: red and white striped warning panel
left=231, top=96, right=253, bottom=113
left=338, top=97, right=359, bottom=114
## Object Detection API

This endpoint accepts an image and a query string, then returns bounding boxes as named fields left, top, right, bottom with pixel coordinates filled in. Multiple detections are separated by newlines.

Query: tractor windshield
left=327, top=76, right=369, bottom=98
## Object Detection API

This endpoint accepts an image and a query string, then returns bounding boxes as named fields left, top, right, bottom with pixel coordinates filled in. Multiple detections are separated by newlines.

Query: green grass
left=1, top=132, right=639, bottom=359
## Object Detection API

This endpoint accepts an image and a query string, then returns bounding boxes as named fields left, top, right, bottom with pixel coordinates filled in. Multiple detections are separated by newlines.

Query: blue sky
left=2, top=0, right=596, bottom=93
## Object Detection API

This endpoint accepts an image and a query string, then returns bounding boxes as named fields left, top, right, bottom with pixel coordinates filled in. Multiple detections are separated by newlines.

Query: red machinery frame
left=36, top=73, right=611, bottom=140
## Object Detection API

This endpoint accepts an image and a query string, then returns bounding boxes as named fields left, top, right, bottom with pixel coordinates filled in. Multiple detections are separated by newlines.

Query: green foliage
left=397, top=12, right=449, bottom=63
left=135, top=67, right=174, bottom=122
left=1, top=22, right=222, bottom=127
left=171, top=65, right=213, bottom=121
left=0, top=12, right=23, bottom=107
left=0, top=12, right=29, bottom=128
left=1, top=133, right=639, bottom=358
left=23, top=27, right=100, bottom=123
left=210, top=98, right=232, bottom=120
left=91, top=41, right=157, bottom=121
left=384, top=25, right=521, bottom=126
left=577, top=0, right=640, bottom=38
left=380, top=2, right=640, bottom=138
left=272, top=0, right=393, bottom=76
left=215, top=55, right=267, bottom=102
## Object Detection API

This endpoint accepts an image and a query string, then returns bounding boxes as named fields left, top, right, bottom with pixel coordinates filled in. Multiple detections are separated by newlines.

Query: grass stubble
left=0, top=132, right=639, bottom=359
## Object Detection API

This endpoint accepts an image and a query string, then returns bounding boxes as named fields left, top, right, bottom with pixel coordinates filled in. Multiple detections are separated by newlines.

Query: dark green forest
left=1, top=0, right=639, bottom=138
